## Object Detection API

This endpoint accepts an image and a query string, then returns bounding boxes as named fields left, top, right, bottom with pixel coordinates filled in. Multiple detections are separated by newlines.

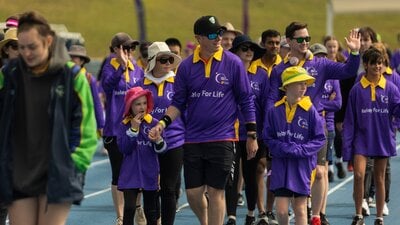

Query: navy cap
left=194, top=15, right=227, bottom=35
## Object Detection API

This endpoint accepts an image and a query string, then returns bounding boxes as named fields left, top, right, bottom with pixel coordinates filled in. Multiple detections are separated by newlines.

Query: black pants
left=123, top=189, right=159, bottom=225
left=103, top=136, right=123, bottom=185
left=225, top=142, right=240, bottom=216
left=158, top=147, right=183, bottom=225
left=0, top=207, right=7, bottom=225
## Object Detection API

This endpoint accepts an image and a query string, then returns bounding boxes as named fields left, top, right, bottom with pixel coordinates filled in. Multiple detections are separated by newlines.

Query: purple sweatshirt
left=264, top=96, right=326, bottom=195
left=117, top=115, right=165, bottom=191
left=135, top=76, right=185, bottom=150
left=238, top=62, right=269, bottom=140
left=173, top=47, right=256, bottom=143
left=101, top=55, right=144, bottom=136
left=268, top=53, right=360, bottom=113
left=84, top=69, right=105, bottom=129
left=320, top=80, right=342, bottom=131
left=390, top=49, right=400, bottom=74
left=343, top=76, right=400, bottom=161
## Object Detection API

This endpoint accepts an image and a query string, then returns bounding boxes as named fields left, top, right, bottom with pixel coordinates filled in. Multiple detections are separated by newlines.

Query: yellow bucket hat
left=280, top=66, right=315, bottom=91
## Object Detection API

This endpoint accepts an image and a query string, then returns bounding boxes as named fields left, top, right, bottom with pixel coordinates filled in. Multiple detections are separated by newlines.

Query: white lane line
left=176, top=203, right=190, bottom=213
left=84, top=187, right=111, bottom=199
left=327, top=175, right=354, bottom=195
left=89, top=159, right=109, bottom=168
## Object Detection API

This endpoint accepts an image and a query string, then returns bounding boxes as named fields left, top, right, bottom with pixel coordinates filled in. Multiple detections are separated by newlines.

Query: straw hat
left=223, top=22, right=243, bottom=36
left=0, top=28, right=18, bottom=50
left=68, top=45, right=91, bottom=63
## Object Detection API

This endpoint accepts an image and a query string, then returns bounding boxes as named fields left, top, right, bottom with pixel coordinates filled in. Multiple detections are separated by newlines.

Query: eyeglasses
left=204, top=29, right=224, bottom=40
left=157, top=56, right=174, bottom=64
left=6, top=42, right=18, bottom=51
left=240, top=45, right=256, bottom=52
left=122, top=45, right=136, bottom=51
left=292, top=36, right=311, bottom=43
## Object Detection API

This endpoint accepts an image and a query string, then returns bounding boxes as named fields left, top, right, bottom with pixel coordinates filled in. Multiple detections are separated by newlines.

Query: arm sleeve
left=342, top=88, right=357, bottom=161
left=101, top=59, right=125, bottom=93
left=320, top=80, right=342, bottom=112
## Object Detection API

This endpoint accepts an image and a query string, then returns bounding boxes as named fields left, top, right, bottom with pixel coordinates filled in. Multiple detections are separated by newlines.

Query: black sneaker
left=245, top=215, right=256, bottom=225
left=351, top=215, right=365, bottom=225
left=226, top=218, right=236, bottom=225
left=374, top=218, right=384, bottom=225
left=335, top=161, right=346, bottom=179
left=328, top=170, right=334, bottom=182
left=320, top=212, right=330, bottom=225
left=256, top=212, right=269, bottom=225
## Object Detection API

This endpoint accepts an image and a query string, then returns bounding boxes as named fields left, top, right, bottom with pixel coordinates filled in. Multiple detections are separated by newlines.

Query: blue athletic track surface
left=59, top=138, right=400, bottom=225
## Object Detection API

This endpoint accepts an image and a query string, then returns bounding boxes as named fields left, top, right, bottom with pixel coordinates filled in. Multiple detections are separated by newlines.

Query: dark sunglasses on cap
left=157, top=56, right=174, bottom=64
left=205, top=29, right=224, bottom=40
left=6, top=41, right=18, bottom=51
left=122, top=45, right=136, bottom=51
left=240, top=45, right=256, bottom=52
left=292, top=36, right=311, bottom=43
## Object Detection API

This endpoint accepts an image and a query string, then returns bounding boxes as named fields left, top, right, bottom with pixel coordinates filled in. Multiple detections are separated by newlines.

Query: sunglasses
left=122, top=45, right=136, bottom=51
left=240, top=45, right=256, bottom=52
left=205, top=29, right=224, bottom=40
left=292, top=36, right=311, bottom=43
left=157, top=56, right=174, bottom=64
left=6, top=42, right=18, bottom=51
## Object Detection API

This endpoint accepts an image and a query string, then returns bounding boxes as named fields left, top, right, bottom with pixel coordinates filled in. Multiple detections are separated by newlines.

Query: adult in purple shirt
left=151, top=16, right=258, bottom=225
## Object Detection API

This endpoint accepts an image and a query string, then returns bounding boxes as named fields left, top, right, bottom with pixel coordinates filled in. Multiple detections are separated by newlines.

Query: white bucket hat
left=146, top=42, right=182, bottom=73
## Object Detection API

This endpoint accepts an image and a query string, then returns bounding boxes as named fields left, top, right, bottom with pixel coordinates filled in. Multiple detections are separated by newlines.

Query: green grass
left=1, top=0, right=399, bottom=59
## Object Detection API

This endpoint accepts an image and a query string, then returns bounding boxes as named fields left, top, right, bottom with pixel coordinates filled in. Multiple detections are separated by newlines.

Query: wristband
left=160, top=115, right=172, bottom=129
left=245, top=123, right=257, bottom=132
left=130, top=127, right=138, bottom=133
left=158, top=120, right=166, bottom=128
left=350, top=50, right=359, bottom=55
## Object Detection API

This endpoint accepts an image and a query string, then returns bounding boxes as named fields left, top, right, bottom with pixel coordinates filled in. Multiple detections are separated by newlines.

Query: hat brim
left=0, top=38, right=17, bottom=51
left=69, top=52, right=91, bottom=63
left=123, top=89, right=154, bottom=118
left=230, top=41, right=266, bottom=60
left=123, top=40, right=140, bottom=47
left=280, top=74, right=315, bottom=91
left=145, top=51, right=182, bottom=73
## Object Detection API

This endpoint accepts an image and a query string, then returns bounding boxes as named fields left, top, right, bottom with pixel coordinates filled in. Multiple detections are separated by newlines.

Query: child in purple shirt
left=264, top=66, right=326, bottom=225
left=117, top=87, right=167, bottom=225
left=343, top=47, right=400, bottom=225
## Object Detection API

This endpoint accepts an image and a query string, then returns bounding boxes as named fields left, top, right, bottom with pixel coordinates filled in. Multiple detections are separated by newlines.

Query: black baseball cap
left=110, top=32, right=139, bottom=48
left=194, top=15, right=227, bottom=35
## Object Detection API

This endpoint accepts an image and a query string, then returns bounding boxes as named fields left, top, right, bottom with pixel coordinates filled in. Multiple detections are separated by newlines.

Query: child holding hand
left=264, top=66, right=326, bottom=225
left=117, top=86, right=167, bottom=225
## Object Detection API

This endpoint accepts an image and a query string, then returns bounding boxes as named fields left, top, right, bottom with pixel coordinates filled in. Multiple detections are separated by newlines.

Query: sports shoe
left=362, top=199, right=370, bottom=216
left=256, top=212, right=269, bottom=225
left=328, top=169, right=334, bottom=182
left=226, top=218, right=236, bottom=225
left=347, top=162, right=354, bottom=172
left=374, top=218, right=384, bottom=225
left=115, top=217, right=123, bottom=225
left=382, top=203, right=389, bottom=216
left=351, top=215, right=365, bottom=225
left=368, top=197, right=376, bottom=208
left=135, top=206, right=147, bottom=225
left=335, top=161, right=346, bottom=178
left=320, top=213, right=330, bottom=225
left=237, top=193, right=245, bottom=206
left=310, top=216, right=321, bottom=225
left=266, top=211, right=278, bottom=225
left=244, top=215, right=256, bottom=225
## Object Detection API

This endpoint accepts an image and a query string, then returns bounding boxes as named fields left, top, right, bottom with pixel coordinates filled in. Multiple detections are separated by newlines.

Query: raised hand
left=115, top=45, right=129, bottom=69
left=344, top=28, right=361, bottom=53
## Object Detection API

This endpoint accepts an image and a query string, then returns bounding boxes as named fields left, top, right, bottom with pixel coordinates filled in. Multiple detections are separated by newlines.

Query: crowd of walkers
left=1, top=10, right=400, bottom=225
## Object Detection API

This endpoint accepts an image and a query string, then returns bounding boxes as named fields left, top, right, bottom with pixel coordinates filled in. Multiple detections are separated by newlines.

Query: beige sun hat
left=0, top=28, right=18, bottom=50
left=68, top=45, right=91, bottom=63
left=146, top=42, right=182, bottom=73
left=223, top=22, right=243, bottom=36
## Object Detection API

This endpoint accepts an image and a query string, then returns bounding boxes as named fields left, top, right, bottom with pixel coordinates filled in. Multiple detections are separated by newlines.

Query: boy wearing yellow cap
left=263, top=66, right=326, bottom=225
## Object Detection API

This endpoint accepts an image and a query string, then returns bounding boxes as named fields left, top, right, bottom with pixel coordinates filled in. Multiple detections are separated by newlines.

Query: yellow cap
left=280, top=66, right=315, bottom=91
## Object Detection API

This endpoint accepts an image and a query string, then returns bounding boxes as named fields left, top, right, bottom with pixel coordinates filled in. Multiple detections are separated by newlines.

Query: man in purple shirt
left=150, top=15, right=258, bottom=225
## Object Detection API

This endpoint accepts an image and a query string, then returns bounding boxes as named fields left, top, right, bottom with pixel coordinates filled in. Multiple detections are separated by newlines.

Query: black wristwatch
left=247, top=132, right=257, bottom=140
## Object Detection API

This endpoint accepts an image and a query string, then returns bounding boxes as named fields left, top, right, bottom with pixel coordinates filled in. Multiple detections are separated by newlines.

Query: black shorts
left=273, top=188, right=307, bottom=198
left=183, top=141, right=235, bottom=190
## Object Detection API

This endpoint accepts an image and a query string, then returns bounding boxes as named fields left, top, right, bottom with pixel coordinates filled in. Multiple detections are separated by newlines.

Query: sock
left=376, top=217, right=383, bottom=221
left=329, top=165, right=334, bottom=171
left=336, top=157, right=343, bottom=163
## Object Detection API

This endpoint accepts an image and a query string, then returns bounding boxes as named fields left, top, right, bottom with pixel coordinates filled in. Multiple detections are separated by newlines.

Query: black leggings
left=225, top=142, right=241, bottom=216
left=103, top=136, right=123, bottom=185
left=158, top=147, right=183, bottom=225
left=122, top=189, right=159, bottom=225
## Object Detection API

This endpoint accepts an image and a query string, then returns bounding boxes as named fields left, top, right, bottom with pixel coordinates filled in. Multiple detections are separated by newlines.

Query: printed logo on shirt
left=152, top=106, right=167, bottom=115
left=297, top=116, right=309, bottom=129
left=190, top=90, right=225, bottom=98
left=324, top=82, right=333, bottom=92
left=114, top=90, right=127, bottom=96
left=276, top=130, right=305, bottom=141
left=250, top=81, right=260, bottom=91
left=215, top=72, right=230, bottom=85
left=166, top=90, right=174, bottom=100
left=380, top=94, right=389, bottom=104
left=305, top=66, right=318, bottom=77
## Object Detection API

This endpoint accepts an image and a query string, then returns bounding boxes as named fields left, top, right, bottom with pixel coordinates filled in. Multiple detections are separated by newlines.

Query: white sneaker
left=382, top=203, right=389, bottom=216
left=362, top=199, right=370, bottom=216
left=115, top=217, right=123, bottom=225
